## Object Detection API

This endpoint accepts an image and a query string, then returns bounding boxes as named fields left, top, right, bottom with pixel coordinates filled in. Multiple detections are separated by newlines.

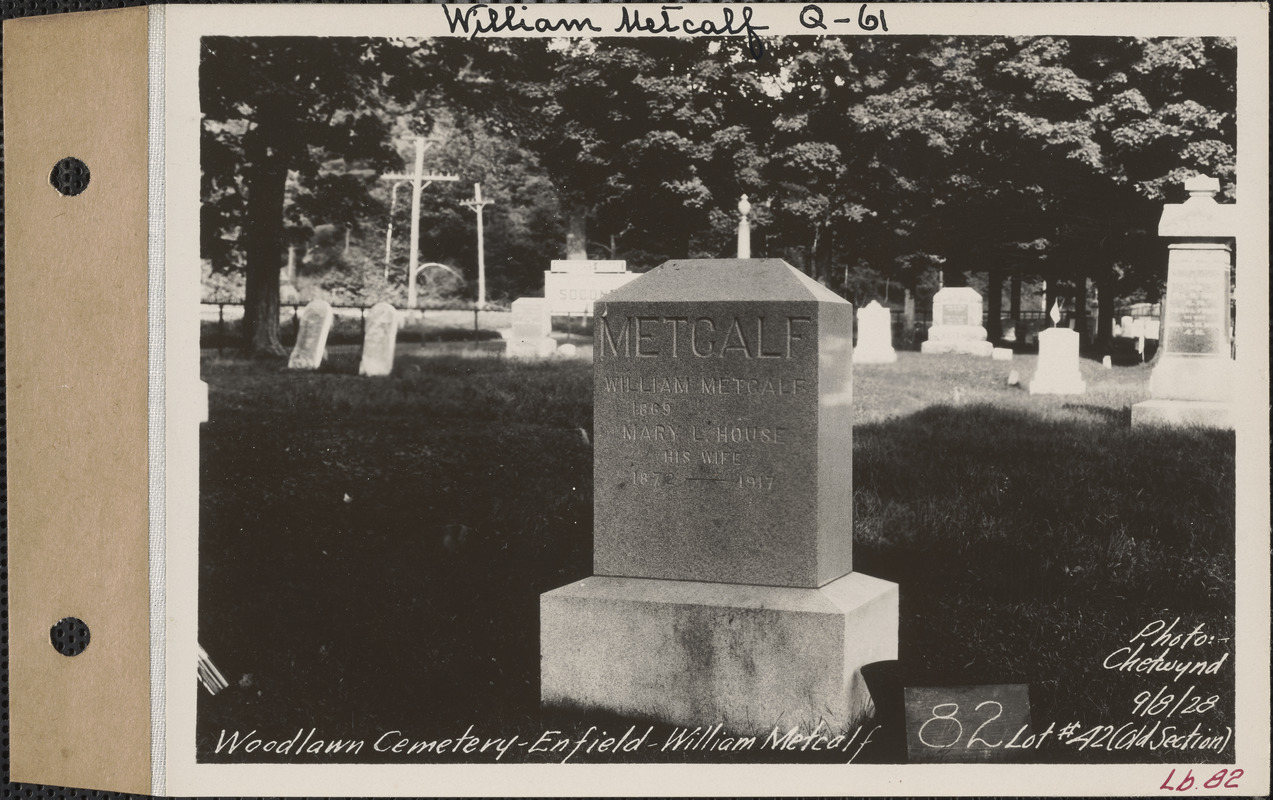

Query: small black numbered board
left=903, top=683, right=1034, bottom=763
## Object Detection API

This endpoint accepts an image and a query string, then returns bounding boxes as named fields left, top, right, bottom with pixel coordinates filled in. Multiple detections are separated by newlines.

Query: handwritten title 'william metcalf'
left=442, top=4, right=769, bottom=42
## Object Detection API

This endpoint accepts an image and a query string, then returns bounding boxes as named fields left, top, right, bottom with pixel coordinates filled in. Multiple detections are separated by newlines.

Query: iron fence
left=201, top=302, right=510, bottom=355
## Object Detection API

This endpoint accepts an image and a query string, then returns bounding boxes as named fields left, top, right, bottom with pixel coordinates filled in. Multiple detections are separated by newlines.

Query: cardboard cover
left=4, top=6, right=153, bottom=794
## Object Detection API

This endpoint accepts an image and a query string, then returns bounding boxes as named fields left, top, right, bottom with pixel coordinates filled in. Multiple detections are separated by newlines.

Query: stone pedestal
left=1029, top=328, right=1086, bottom=395
left=542, top=260, right=898, bottom=734
left=1132, top=178, right=1235, bottom=429
left=853, top=300, right=897, bottom=364
left=921, top=287, right=993, bottom=356
left=542, top=573, right=898, bottom=735
left=1130, top=399, right=1232, bottom=429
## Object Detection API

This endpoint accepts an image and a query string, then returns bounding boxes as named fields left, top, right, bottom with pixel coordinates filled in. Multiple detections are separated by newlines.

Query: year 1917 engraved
left=738, top=475, right=774, bottom=490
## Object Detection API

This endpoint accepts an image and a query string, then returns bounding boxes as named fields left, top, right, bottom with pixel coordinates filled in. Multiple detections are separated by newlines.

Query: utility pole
left=461, top=182, right=493, bottom=307
left=380, top=136, right=458, bottom=308
left=384, top=181, right=409, bottom=279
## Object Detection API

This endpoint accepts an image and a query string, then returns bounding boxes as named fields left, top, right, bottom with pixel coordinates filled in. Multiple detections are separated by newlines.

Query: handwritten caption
left=905, top=617, right=1235, bottom=769
left=214, top=721, right=882, bottom=763
left=441, top=4, right=895, bottom=60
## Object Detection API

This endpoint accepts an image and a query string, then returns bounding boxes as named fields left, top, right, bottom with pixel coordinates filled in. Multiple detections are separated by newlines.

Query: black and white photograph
left=156, top=3, right=1268, bottom=795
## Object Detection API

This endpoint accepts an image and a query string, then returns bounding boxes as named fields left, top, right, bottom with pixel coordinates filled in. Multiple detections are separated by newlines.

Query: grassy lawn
left=197, top=349, right=1234, bottom=764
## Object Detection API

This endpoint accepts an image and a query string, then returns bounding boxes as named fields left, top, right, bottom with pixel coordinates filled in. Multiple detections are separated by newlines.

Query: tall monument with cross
left=380, top=136, right=458, bottom=308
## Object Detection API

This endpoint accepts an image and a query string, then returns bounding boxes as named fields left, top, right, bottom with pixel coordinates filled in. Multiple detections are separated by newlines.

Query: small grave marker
left=1029, top=304, right=1086, bottom=395
left=505, top=297, right=555, bottom=358
left=853, top=300, right=898, bottom=364
left=358, top=302, right=398, bottom=377
left=287, top=299, right=334, bottom=370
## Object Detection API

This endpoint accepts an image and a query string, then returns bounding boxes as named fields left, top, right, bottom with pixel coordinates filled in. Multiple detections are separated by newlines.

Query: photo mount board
left=4, top=5, right=154, bottom=794
left=3, top=2, right=1270, bottom=796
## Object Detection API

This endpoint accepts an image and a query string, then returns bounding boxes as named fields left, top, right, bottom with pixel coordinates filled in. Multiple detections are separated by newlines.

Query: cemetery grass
left=198, top=351, right=1234, bottom=764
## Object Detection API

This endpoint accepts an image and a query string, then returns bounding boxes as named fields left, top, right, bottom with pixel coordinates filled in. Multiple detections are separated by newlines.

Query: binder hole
left=50, top=617, right=90, bottom=656
left=49, top=157, right=90, bottom=196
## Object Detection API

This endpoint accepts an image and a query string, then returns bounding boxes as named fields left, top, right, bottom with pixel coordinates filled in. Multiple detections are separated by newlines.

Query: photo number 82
left=919, top=701, right=1007, bottom=749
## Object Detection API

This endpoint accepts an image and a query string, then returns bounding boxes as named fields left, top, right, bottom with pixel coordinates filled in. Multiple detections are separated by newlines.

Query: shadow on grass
left=1059, top=402, right=1132, bottom=426
left=196, top=360, right=1234, bottom=765
left=853, top=404, right=1234, bottom=763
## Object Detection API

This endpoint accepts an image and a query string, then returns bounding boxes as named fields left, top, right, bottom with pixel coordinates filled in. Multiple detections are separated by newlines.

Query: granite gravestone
left=287, top=299, right=334, bottom=370
left=921, top=287, right=993, bottom=356
left=505, top=297, right=555, bottom=358
left=542, top=259, right=898, bottom=734
left=1029, top=305, right=1085, bottom=395
left=1132, top=177, right=1236, bottom=429
left=543, top=260, right=638, bottom=316
left=853, top=300, right=898, bottom=364
left=358, top=302, right=398, bottom=377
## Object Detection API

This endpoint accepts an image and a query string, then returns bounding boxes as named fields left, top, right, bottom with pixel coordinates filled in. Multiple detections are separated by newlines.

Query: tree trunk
left=986, top=267, right=1003, bottom=340
left=903, top=286, right=916, bottom=333
left=1073, top=274, right=1088, bottom=344
left=1010, top=272, right=1023, bottom=342
left=241, top=132, right=290, bottom=357
left=1095, top=265, right=1115, bottom=351
left=808, top=228, right=822, bottom=282
left=565, top=203, right=588, bottom=260
left=815, top=231, right=835, bottom=286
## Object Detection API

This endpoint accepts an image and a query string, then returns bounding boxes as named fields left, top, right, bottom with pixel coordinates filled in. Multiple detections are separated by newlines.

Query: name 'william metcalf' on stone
left=601, top=375, right=809, bottom=396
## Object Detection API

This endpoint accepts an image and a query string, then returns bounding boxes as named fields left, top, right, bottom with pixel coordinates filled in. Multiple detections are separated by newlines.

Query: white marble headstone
left=288, top=299, right=334, bottom=370
left=506, top=297, right=557, bottom=358
left=1030, top=308, right=1086, bottom=395
left=852, top=301, right=897, bottom=363
left=358, top=302, right=398, bottom=377
left=921, top=287, right=992, bottom=356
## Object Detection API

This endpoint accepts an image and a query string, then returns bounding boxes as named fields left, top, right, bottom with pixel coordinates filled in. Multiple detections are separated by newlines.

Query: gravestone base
left=1029, top=372, right=1086, bottom=395
left=921, top=337, right=993, bottom=357
left=852, top=345, right=897, bottom=364
left=1131, top=399, right=1232, bottom=430
left=541, top=572, right=898, bottom=735
left=1148, top=355, right=1234, bottom=404
left=505, top=338, right=558, bottom=359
